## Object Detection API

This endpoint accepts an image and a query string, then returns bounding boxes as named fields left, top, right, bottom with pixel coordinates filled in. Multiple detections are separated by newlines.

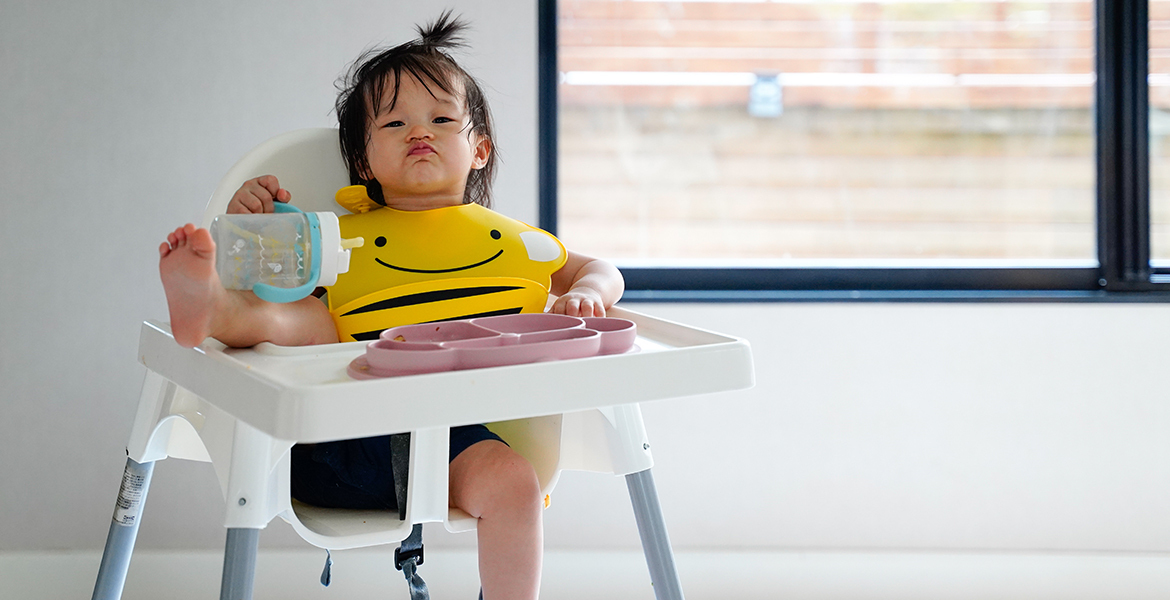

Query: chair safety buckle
left=395, top=545, right=424, bottom=570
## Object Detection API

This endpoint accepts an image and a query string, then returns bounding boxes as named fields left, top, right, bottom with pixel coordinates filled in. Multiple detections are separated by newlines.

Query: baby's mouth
left=409, top=142, right=436, bottom=156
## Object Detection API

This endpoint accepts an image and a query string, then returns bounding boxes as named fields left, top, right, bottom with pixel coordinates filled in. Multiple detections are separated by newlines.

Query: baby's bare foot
left=159, top=224, right=225, bottom=348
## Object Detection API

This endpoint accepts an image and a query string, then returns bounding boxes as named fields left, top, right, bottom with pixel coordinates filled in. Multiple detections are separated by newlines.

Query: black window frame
left=540, top=0, right=1170, bottom=302
left=540, top=0, right=1170, bottom=301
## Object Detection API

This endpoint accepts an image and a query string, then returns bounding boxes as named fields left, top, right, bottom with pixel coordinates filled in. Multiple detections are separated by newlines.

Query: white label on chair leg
left=113, top=466, right=147, bottom=526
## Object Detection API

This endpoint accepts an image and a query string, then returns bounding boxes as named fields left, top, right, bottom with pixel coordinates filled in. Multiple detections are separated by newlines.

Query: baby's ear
left=471, top=136, right=492, bottom=170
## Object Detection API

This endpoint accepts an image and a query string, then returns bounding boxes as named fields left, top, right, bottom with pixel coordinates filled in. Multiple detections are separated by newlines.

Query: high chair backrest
left=201, top=128, right=351, bottom=226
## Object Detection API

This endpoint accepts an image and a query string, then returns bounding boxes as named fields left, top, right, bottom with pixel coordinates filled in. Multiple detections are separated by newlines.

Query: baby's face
left=364, top=73, right=491, bottom=211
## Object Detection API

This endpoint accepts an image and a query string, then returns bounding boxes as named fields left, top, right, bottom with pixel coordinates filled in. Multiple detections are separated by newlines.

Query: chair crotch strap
left=391, top=433, right=428, bottom=600
left=319, top=549, right=332, bottom=587
left=396, top=523, right=428, bottom=600
left=395, top=523, right=425, bottom=570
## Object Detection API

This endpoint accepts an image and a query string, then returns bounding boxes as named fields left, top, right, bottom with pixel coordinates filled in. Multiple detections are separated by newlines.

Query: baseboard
left=9, top=548, right=1170, bottom=600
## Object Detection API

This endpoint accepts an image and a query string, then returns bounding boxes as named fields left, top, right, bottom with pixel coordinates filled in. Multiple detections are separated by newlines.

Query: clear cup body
left=209, top=213, right=314, bottom=290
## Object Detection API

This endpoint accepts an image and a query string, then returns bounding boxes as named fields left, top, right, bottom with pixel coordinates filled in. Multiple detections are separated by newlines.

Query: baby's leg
left=159, top=224, right=338, bottom=348
left=449, top=441, right=543, bottom=600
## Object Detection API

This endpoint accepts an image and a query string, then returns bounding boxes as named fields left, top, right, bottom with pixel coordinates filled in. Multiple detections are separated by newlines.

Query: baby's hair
left=336, top=11, right=496, bottom=208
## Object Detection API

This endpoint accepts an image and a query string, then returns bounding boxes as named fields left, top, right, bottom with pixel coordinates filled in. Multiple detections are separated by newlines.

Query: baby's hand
left=227, top=175, right=291, bottom=214
left=550, top=288, right=606, bottom=318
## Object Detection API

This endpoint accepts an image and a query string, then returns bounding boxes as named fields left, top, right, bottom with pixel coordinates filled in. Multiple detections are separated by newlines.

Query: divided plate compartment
left=348, top=313, right=637, bottom=379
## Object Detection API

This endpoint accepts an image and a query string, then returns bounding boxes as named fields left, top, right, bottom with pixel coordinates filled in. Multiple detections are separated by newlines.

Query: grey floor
left=10, top=548, right=1170, bottom=600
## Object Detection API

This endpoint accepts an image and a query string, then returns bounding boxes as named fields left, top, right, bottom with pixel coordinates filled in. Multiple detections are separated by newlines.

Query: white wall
left=4, top=0, right=1170, bottom=560
left=0, top=0, right=537, bottom=551
left=615, top=302, right=1170, bottom=553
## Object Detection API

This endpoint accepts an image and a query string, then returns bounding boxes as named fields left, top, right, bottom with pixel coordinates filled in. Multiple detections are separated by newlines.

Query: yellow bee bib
left=326, top=187, right=568, bottom=342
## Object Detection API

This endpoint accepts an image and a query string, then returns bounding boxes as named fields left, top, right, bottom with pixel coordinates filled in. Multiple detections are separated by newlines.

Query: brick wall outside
left=556, top=0, right=1170, bottom=262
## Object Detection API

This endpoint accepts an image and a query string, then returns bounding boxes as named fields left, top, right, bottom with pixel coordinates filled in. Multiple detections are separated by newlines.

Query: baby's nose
left=407, top=124, right=434, bottom=140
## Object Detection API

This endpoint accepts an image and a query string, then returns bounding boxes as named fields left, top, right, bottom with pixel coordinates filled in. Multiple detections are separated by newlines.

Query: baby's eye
left=433, top=117, right=455, bottom=124
left=383, top=120, right=404, bottom=128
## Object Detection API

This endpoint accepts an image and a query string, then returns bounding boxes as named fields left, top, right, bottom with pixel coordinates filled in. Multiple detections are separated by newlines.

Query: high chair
left=91, top=128, right=754, bottom=600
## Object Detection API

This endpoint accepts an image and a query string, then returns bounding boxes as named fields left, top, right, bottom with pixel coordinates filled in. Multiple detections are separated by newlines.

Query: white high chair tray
left=138, top=306, right=753, bottom=444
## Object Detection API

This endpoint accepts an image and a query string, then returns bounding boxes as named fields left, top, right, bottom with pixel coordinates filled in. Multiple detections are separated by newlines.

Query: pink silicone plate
left=348, top=314, right=637, bottom=379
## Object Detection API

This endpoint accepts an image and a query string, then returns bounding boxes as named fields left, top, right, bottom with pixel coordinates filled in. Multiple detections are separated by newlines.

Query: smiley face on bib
left=327, top=186, right=567, bottom=341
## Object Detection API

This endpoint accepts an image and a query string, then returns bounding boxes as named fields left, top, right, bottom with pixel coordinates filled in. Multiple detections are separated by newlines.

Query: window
left=540, top=0, right=1166, bottom=299
left=1152, top=0, right=1170, bottom=262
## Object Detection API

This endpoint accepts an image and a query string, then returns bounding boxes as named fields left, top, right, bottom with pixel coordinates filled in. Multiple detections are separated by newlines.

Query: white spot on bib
left=520, top=231, right=562, bottom=262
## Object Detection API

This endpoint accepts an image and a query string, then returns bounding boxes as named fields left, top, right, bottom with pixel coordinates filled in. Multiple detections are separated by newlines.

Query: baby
left=157, top=13, right=623, bottom=600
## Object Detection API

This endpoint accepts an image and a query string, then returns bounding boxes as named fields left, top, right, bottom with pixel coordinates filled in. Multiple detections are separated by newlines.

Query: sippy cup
left=208, top=203, right=363, bottom=303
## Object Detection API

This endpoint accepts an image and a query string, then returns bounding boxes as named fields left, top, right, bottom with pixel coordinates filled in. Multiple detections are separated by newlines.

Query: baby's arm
left=548, top=251, right=624, bottom=317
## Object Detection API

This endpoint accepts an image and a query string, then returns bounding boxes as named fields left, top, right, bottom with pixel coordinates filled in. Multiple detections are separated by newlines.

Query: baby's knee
left=451, top=441, right=543, bottom=518
left=479, top=445, right=541, bottom=507
left=495, top=448, right=540, bottom=495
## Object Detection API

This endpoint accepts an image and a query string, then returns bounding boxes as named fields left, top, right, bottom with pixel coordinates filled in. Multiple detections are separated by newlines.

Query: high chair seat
left=91, top=128, right=755, bottom=600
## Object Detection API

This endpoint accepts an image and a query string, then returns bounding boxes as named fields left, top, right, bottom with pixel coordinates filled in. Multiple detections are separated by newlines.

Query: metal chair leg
left=92, top=457, right=155, bottom=600
left=220, top=528, right=261, bottom=600
left=626, top=468, right=685, bottom=600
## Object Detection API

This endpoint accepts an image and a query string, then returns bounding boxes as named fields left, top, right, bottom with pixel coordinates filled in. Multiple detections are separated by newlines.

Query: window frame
left=539, top=0, right=1170, bottom=302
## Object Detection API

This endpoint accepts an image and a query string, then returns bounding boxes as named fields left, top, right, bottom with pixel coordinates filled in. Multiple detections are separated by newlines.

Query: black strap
left=390, top=433, right=428, bottom=600
left=319, top=549, right=332, bottom=587
left=395, top=522, right=425, bottom=569
left=390, top=433, right=410, bottom=521
left=395, top=523, right=428, bottom=599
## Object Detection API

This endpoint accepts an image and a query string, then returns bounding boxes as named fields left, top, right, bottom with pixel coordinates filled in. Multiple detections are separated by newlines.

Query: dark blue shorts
left=289, top=424, right=504, bottom=510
